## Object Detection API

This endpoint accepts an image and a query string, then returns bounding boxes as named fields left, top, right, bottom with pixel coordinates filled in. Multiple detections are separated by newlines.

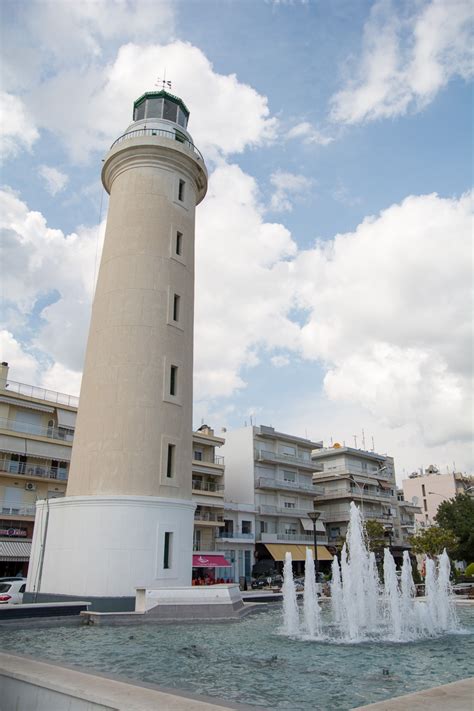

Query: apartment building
left=0, top=363, right=77, bottom=576
left=311, top=443, right=411, bottom=563
left=220, top=425, right=333, bottom=578
left=402, top=466, right=474, bottom=528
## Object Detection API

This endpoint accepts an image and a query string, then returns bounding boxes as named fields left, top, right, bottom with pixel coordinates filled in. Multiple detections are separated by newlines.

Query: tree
left=409, top=525, right=458, bottom=557
left=365, top=520, right=386, bottom=551
left=435, top=494, right=474, bottom=562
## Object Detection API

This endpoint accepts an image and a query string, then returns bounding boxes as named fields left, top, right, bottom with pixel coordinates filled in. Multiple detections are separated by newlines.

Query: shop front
left=191, top=554, right=232, bottom=585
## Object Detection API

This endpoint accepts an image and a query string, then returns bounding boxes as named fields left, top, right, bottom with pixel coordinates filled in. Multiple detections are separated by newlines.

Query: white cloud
left=292, top=191, right=473, bottom=445
left=269, top=171, right=313, bottom=212
left=270, top=354, right=290, bottom=367
left=0, top=92, right=39, bottom=161
left=38, top=165, right=69, bottom=196
left=330, top=0, right=473, bottom=123
left=0, top=331, right=39, bottom=385
left=287, top=121, right=333, bottom=146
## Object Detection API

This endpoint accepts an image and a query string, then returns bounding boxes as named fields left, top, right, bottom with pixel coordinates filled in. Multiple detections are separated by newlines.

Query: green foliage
left=465, top=562, right=474, bottom=577
left=364, top=520, right=386, bottom=551
left=409, top=525, right=458, bottom=557
left=435, top=494, right=474, bottom=562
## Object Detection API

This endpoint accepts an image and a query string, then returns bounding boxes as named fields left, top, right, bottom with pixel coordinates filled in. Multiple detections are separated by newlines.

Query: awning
left=300, top=517, right=326, bottom=533
left=0, top=396, right=54, bottom=413
left=378, top=480, right=392, bottom=490
left=0, top=540, right=32, bottom=561
left=264, top=543, right=333, bottom=562
left=192, top=554, right=231, bottom=568
left=56, top=409, right=76, bottom=429
left=0, top=434, right=71, bottom=461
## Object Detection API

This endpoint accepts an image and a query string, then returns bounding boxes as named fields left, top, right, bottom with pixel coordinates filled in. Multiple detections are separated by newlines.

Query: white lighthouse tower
left=27, top=90, right=208, bottom=609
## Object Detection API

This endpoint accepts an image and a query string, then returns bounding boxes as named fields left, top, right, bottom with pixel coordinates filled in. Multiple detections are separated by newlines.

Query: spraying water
left=282, top=502, right=460, bottom=643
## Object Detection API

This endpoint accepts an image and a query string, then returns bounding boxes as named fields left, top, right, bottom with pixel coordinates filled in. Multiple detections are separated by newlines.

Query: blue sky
left=0, top=0, right=472, bottom=480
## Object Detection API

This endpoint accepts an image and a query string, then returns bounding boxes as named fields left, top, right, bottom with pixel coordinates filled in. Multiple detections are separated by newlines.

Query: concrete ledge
left=0, top=652, right=253, bottom=710
left=0, top=601, right=90, bottom=621
left=81, top=601, right=261, bottom=626
left=353, top=677, right=474, bottom=711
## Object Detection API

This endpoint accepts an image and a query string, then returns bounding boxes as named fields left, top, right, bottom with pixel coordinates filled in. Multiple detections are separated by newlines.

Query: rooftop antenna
left=155, top=71, right=172, bottom=91
left=371, top=436, right=375, bottom=452
left=361, top=428, right=366, bottom=450
left=330, top=436, right=333, bottom=445
left=353, top=435, right=358, bottom=448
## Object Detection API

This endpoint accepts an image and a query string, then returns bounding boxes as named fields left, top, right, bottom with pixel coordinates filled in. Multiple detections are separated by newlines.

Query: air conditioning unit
left=25, top=482, right=36, bottom=491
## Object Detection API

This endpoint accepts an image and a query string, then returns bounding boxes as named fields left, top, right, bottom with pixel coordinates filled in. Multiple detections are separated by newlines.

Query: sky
left=0, top=0, right=472, bottom=482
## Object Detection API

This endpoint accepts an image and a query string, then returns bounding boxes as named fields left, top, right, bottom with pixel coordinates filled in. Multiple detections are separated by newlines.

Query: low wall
left=0, top=652, right=251, bottom=711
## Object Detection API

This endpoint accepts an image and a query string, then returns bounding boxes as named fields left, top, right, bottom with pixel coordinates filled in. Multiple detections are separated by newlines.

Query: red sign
left=192, top=554, right=231, bottom=568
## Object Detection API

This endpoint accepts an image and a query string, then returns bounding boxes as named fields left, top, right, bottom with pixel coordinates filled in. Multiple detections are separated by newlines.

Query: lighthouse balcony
left=109, top=127, right=204, bottom=162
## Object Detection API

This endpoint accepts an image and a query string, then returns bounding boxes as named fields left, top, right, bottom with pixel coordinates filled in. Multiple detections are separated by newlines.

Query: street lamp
left=349, top=475, right=366, bottom=516
left=307, top=510, right=321, bottom=579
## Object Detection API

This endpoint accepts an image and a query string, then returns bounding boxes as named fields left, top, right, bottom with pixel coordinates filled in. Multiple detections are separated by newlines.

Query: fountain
left=282, top=502, right=459, bottom=642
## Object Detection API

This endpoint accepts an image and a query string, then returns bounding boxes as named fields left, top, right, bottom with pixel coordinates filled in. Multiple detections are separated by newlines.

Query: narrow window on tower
left=166, top=443, right=175, bottom=478
left=170, top=365, right=178, bottom=396
left=173, top=293, right=180, bottom=322
left=178, top=179, right=185, bottom=202
left=175, top=231, right=183, bottom=256
left=163, top=532, right=173, bottom=569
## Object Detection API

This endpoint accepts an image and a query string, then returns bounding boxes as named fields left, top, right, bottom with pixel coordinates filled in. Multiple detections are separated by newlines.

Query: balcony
left=3, top=379, right=78, bottom=408
left=192, top=480, right=225, bottom=496
left=0, top=501, right=36, bottom=517
left=192, top=454, right=225, bottom=476
left=320, top=508, right=392, bottom=523
left=110, top=127, right=204, bottom=162
left=312, top=464, right=393, bottom=481
left=0, top=417, right=74, bottom=442
left=217, top=531, right=255, bottom=541
left=313, top=487, right=393, bottom=502
left=256, top=476, right=324, bottom=496
left=194, top=511, right=224, bottom=526
left=256, top=449, right=318, bottom=470
left=0, top=457, right=68, bottom=482
left=257, top=532, right=328, bottom=545
left=258, top=504, right=318, bottom=517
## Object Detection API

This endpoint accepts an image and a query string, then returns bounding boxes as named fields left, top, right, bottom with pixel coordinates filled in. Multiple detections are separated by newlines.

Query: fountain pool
left=0, top=607, right=472, bottom=710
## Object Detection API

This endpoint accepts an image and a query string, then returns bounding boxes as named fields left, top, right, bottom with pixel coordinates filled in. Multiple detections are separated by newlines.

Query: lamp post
left=307, top=510, right=321, bottom=579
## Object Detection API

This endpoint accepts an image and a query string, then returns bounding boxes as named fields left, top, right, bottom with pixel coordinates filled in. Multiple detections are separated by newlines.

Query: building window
left=423, top=499, right=427, bottom=512
left=173, top=294, right=180, bottom=322
left=242, top=520, right=251, bottom=534
left=285, top=526, right=297, bottom=535
left=281, top=445, right=296, bottom=456
left=170, top=365, right=178, bottom=396
left=175, top=231, right=183, bottom=256
left=362, top=462, right=368, bottom=471
left=284, top=502, right=296, bottom=509
left=193, top=449, right=203, bottom=461
left=178, top=179, right=185, bottom=202
left=166, top=444, right=175, bottom=478
left=163, top=532, right=173, bottom=569
left=283, top=470, right=295, bottom=482
left=260, top=521, right=267, bottom=534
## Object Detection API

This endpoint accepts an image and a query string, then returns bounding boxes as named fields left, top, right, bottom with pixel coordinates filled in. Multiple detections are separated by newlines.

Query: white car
left=0, top=578, right=27, bottom=604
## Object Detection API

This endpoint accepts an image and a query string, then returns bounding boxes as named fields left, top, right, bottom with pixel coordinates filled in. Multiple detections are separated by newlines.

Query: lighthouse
left=26, top=90, right=208, bottom=609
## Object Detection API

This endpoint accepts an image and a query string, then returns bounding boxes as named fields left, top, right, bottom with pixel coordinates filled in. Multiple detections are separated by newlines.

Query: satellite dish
left=412, top=496, right=419, bottom=506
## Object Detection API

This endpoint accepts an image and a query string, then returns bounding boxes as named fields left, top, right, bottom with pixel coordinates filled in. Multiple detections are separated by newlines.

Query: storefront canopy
left=0, top=540, right=32, bottom=562
left=192, top=554, right=231, bottom=568
left=264, top=543, right=333, bottom=562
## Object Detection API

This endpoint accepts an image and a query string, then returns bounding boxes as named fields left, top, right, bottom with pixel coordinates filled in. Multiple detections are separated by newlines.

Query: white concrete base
left=26, top=496, right=195, bottom=599
left=136, top=584, right=243, bottom=612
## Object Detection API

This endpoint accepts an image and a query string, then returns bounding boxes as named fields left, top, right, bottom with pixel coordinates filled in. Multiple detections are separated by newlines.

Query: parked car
left=0, top=578, right=27, bottom=604
left=453, top=583, right=474, bottom=596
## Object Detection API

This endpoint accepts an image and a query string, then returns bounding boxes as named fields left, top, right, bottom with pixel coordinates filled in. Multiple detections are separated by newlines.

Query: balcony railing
left=217, top=531, right=254, bottom=540
left=312, top=464, right=393, bottom=480
left=256, top=476, right=324, bottom=495
left=0, top=417, right=74, bottom=442
left=258, top=504, right=318, bottom=517
left=192, top=480, right=225, bottom=494
left=110, top=128, right=204, bottom=161
left=314, top=487, right=393, bottom=501
left=0, top=457, right=68, bottom=481
left=194, top=512, right=224, bottom=523
left=256, top=532, right=328, bottom=544
left=256, top=449, right=316, bottom=469
left=0, top=501, right=36, bottom=517
left=193, top=455, right=224, bottom=466
left=3, top=379, right=78, bottom=408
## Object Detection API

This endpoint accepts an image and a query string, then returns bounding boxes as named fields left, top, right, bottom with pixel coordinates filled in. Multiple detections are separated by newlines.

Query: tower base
left=26, top=495, right=196, bottom=610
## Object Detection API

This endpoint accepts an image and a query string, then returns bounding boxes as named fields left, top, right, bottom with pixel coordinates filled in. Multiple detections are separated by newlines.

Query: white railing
left=314, top=487, right=393, bottom=501
left=194, top=512, right=224, bottom=523
left=258, top=504, right=317, bottom=517
left=0, top=502, right=36, bottom=516
left=193, top=455, right=224, bottom=466
left=256, top=476, right=324, bottom=495
left=312, top=464, right=393, bottom=480
left=0, top=457, right=68, bottom=481
left=3, top=380, right=78, bottom=408
left=217, top=531, right=254, bottom=540
left=256, top=450, right=316, bottom=468
left=192, top=480, right=224, bottom=493
left=0, top=417, right=73, bottom=442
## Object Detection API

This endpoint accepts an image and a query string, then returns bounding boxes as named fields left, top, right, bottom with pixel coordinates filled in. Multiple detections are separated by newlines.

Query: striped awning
left=0, top=539, right=32, bottom=561
left=264, top=543, right=333, bottom=562
left=0, top=396, right=54, bottom=413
